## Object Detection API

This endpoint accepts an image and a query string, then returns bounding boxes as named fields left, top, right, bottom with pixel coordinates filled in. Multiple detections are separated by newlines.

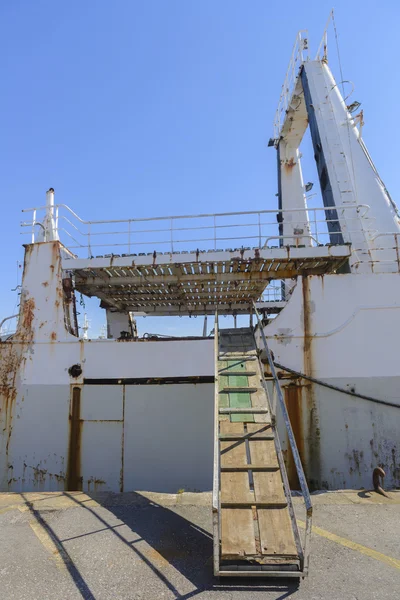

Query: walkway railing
left=273, top=30, right=309, bottom=138
left=21, top=203, right=373, bottom=259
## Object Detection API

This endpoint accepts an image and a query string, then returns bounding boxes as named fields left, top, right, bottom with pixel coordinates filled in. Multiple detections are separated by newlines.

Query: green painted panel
left=217, top=356, right=254, bottom=421
left=229, top=391, right=254, bottom=423
left=227, top=375, right=249, bottom=387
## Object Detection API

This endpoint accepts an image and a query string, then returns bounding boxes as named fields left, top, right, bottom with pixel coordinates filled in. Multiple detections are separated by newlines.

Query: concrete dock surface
left=0, top=489, right=399, bottom=599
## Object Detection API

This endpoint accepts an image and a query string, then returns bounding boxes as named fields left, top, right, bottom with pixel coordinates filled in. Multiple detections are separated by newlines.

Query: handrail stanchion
left=88, top=223, right=92, bottom=258
left=55, top=206, right=59, bottom=239
left=32, top=209, right=36, bottom=243
left=253, top=301, right=312, bottom=575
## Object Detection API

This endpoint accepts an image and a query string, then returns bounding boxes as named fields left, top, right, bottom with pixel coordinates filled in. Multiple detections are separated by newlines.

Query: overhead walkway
left=21, top=202, right=352, bottom=316
left=66, top=244, right=349, bottom=315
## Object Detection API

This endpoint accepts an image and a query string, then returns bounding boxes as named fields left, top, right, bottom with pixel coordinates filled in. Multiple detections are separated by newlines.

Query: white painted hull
left=1, top=246, right=399, bottom=493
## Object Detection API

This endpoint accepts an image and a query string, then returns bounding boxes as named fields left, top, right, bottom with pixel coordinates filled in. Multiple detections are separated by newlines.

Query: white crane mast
left=274, top=21, right=400, bottom=273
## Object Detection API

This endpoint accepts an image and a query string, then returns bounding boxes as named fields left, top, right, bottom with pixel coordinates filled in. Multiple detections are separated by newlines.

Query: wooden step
left=221, top=464, right=280, bottom=472
left=218, top=355, right=257, bottom=361
left=219, top=387, right=258, bottom=393
left=219, top=407, right=269, bottom=414
left=218, top=433, right=274, bottom=441
left=221, top=501, right=288, bottom=508
left=218, top=370, right=257, bottom=376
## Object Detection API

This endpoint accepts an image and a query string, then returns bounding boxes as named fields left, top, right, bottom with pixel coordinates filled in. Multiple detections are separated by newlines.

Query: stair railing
left=212, top=311, right=220, bottom=575
left=253, top=302, right=313, bottom=575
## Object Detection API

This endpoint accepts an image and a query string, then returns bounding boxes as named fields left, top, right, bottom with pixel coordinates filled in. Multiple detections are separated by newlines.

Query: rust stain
left=41, top=281, right=49, bottom=287
left=302, top=275, right=320, bottom=489
left=284, top=157, right=296, bottom=172
left=50, top=332, right=57, bottom=341
left=66, top=386, right=82, bottom=491
left=0, top=287, right=36, bottom=475
left=50, top=242, right=59, bottom=274
left=21, top=297, right=35, bottom=331
left=87, top=477, right=106, bottom=492
left=284, top=383, right=305, bottom=490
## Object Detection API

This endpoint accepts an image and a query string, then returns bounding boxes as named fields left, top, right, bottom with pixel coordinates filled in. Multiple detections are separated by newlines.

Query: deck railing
left=273, top=30, right=309, bottom=138
left=21, top=203, right=373, bottom=259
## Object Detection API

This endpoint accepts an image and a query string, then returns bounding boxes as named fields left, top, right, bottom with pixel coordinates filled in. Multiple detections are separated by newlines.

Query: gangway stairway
left=212, top=315, right=312, bottom=578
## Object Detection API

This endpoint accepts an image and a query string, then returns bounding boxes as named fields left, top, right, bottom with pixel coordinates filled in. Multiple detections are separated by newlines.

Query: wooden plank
left=248, top=387, right=270, bottom=424
left=248, top=436, right=279, bottom=468
left=219, top=421, right=245, bottom=436
left=221, top=502, right=287, bottom=508
left=221, top=509, right=256, bottom=557
left=258, top=508, right=298, bottom=557
left=220, top=422, right=254, bottom=504
left=221, top=465, right=280, bottom=471
left=253, top=470, right=286, bottom=504
left=248, top=427, right=284, bottom=502
left=218, top=355, right=257, bottom=361
left=245, top=423, right=273, bottom=438
left=219, top=408, right=268, bottom=414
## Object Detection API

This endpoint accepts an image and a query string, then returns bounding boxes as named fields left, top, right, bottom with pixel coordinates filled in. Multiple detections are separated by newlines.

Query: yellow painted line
left=0, top=505, right=19, bottom=515
left=30, top=521, right=69, bottom=570
left=297, top=520, right=400, bottom=571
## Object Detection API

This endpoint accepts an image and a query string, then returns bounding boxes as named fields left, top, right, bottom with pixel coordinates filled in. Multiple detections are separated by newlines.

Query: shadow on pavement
left=64, top=491, right=300, bottom=599
left=21, top=490, right=300, bottom=599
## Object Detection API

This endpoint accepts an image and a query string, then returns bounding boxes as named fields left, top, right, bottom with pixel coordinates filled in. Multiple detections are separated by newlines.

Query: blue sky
left=0, top=1, right=398, bottom=336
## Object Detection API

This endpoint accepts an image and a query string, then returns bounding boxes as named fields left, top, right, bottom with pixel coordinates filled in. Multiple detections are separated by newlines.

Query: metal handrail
left=315, top=10, right=334, bottom=60
left=212, top=311, right=220, bottom=576
left=20, top=202, right=374, bottom=258
left=274, top=29, right=309, bottom=138
left=0, top=314, right=19, bottom=333
left=253, top=301, right=312, bottom=574
left=21, top=201, right=371, bottom=225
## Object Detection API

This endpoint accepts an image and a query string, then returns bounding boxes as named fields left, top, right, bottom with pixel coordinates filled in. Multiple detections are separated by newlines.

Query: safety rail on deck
left=350, top=232, right=400, bottom=272
left=315, top=10, right=334, bottom=61
left=260, top=283, right=284, bottom=303
left=0, top=314, right=19, bottom=337
left=253, top=301, right=312, bottom=575
left=21, top=203, right=373, bottom=259
left=273, top=30, right=309, bottom=138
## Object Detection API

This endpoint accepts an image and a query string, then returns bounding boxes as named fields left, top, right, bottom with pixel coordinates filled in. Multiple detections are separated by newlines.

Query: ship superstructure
left=1, top=17, right=400, bottom=577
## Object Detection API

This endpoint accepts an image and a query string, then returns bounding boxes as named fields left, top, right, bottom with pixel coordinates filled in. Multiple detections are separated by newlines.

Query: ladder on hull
left=212, top=315, right=312, bottom=578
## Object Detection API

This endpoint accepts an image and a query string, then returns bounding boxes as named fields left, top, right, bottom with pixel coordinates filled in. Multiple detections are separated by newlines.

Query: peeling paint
left=276, top=328, right=294, bottom=345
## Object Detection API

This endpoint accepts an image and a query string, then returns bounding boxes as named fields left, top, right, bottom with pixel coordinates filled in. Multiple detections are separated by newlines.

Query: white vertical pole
left=44, top=187, right=58, bottom=241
